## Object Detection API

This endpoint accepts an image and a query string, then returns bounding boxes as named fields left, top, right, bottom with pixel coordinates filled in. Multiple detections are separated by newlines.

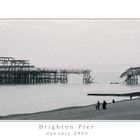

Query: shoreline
left=0, top=97, right=140, bottom=120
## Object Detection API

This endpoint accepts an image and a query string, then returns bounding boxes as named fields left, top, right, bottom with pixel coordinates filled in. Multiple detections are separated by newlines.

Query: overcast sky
left=0, top=20, right=140, bottom=70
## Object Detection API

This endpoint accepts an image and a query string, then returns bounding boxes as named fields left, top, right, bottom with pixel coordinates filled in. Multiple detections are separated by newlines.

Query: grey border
left=0, top=18, right=140, bottom=122
left=0, top=18, right=140, bottom=20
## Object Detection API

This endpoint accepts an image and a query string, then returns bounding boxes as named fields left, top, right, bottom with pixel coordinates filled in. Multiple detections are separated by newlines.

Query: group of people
left=95, top=99, right=115, bottom=110
left=95, top=100, right=107, bottom=110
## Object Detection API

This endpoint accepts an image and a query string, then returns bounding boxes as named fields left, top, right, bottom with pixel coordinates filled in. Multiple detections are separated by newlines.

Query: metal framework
left=0, top=57, right=93, bottom=84
left=120, top=67, right=140, bottom=85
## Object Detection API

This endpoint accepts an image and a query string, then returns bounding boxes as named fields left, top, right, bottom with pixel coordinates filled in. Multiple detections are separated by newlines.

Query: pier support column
left=134, top=75, right=138, bottom=84
left=83, top=73, right=90, bottom=84
left=126, top=75, right=138, bottom=85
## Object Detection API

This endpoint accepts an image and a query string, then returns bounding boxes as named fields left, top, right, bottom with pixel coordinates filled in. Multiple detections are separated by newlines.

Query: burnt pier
left=0, top=57, right=93, bottom=84
left=120, top=67, right=140, bottom=85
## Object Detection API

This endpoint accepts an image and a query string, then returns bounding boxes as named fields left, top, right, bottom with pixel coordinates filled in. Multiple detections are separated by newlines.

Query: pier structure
left=59, top=69, right=93, bottom=84
left=0, top=57, right=93, bottom=84
left=120, top=67, right=140, bottom=85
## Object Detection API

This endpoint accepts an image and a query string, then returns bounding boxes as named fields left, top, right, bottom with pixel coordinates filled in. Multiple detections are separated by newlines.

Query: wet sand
left=0, top=97, right=140, bottom=120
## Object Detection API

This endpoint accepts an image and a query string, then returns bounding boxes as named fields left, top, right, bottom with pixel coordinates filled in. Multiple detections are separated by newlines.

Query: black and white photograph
left=0, top=19, right=140, bottom=120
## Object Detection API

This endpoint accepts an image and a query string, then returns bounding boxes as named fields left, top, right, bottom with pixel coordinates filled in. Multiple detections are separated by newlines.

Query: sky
left=0, top=20, right=140, bottom=70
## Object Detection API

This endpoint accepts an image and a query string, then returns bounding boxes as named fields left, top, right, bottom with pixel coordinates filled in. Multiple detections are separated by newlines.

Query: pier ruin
left=120, top=67, right=140, bottom=85
left=0, top=57, right=93, bottom=84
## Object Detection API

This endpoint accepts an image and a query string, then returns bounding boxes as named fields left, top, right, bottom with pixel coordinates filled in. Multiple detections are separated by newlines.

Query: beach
left=0, top=97, right=140, bottom=120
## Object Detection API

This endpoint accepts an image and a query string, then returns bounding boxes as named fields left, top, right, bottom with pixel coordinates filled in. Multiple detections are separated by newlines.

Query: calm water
left=0, top=68, right=140, bottom=116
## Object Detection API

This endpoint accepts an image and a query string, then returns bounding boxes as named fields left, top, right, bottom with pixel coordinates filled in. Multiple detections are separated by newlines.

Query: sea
left=0, top=67, right=140, bottom=116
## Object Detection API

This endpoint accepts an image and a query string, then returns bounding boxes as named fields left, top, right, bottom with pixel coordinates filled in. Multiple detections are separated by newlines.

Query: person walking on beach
left=96, top=101, right=100, bottom=110
left=112, top=99, right=115, bottom=103
left=102, top=100, right=107, bottom=109
left=130, top=95, right=133, bottom=100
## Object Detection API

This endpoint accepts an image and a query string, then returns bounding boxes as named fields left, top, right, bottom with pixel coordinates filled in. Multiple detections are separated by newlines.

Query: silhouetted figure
left=96, top=101, right=100, bottom=110
left=112, top=99, right=115, bottom=103
left=102, top=100, right=107, bottom=109
left=130, top=96, right=132, bottom=100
